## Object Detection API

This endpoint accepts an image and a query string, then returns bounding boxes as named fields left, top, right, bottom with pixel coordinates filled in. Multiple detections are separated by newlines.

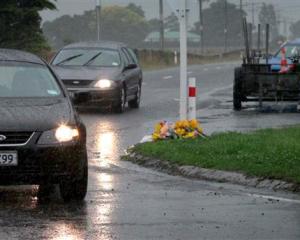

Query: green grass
left=133, top=126, right=300, bottom=184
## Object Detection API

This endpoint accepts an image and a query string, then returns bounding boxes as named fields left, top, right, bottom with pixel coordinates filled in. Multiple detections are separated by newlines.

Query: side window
left=127, top=48, right=139, bottom=64
left=121, top=49, right=130, bottom=66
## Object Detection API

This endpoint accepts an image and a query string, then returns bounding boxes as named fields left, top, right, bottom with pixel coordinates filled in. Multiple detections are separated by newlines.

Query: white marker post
left=179, top=0, right=188, bottom=120
left=188, top=77, right=197, bottom=120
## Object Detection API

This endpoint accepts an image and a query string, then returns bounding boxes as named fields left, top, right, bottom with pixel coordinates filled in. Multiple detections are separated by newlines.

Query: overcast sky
left=41, top=0, right=300, bottom=32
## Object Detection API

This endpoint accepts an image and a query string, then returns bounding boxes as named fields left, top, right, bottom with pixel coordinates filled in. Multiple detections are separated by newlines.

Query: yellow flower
left=189, top=119, right=199, bottom=129
left=154, top=123, right=162, bottom=134
left=183, top=132, right=196, bottom=139
left=175, top=128, right=186, bottom=136
left=182, top=120, right=189, bottom=128
left=152, top=133, right=161, bottom=141
left=175, top=120, right=183, bottom=129
left=197, top=127, right=203, bottom=134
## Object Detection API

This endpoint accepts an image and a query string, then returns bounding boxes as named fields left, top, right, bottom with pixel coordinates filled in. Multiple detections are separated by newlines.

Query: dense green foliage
left=134, top=126, right=300, bottom=183
left=192, top=0, right=246, bottom=47
left=0, top=0, right=56, bottom=54
left=258, top=3, right=278, bottom=40
left=43, top=4, right=149, bottom=49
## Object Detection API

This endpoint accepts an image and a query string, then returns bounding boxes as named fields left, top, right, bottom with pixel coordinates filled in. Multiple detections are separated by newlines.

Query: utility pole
left=224, top=0, right=228, bottom=53
left=198, top=0, right=204, bottom=54
left=240, top=0, right=243, bottom=48
left=179, top=0, right=188, bottom=120
left=96, top=0, right=101, bottom=41
left=251, top=2, right=255, bottom=28
left=159, top=0, right=165, bottom=51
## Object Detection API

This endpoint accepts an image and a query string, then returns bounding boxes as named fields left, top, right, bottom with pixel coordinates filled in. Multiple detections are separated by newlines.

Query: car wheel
left=113, top=87, right=126, bottom=113
left=59, top=152, right=88, bottom=202
left=233, top=67, right=242, bottom=111
left=128, top=83, right=141, bottom=109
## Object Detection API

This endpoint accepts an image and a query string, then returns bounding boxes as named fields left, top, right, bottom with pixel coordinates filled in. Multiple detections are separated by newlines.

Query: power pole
left=198, top=0, right=204, bottom=54
left=240, top=0, right=243, bottom=48
left=159, top=0, right=165, bottom=51
left=96, top=0, right=101, bottom=41
left=251, top=2, right=255, bottom=27
left=179, top=0, right=188, bottom=120
left=224, top=0, right=228, bottom=53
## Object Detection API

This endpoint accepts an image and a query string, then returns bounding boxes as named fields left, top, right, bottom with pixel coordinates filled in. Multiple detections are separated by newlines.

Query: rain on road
left=1, top=63, right=300, bottom=240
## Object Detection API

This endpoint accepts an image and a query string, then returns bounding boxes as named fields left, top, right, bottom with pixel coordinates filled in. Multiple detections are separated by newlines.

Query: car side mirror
left=124, top=63, right=137, bottom=71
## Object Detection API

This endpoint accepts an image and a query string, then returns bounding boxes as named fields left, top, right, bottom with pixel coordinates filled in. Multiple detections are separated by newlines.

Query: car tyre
left=113, top=87, right=126, bottom=113
left=128, top=83, right=141, bottom=109
left=59, top=152, right=88, bottom=202
left=233, top=67, right=242, bottom=111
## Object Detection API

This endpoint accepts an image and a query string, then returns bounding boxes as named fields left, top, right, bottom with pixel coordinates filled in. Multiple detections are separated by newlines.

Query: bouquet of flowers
left=152, top=119, right=205, bottom=141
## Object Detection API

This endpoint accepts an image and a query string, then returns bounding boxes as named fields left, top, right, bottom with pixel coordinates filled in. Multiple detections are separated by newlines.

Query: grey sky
left=41, top=0, right=300, bottom=33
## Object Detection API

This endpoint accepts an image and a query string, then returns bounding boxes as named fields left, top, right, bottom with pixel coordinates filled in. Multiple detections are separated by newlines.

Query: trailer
left=233, top=19, right=300, bottom=111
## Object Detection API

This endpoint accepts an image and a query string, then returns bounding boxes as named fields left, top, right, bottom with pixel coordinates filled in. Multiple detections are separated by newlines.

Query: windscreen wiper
left=56, top=54, right=83, bottom=66
left=83, top=52, right=102, bottom=66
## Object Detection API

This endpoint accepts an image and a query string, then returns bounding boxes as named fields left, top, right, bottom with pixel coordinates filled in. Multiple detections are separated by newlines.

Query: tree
left=164, top=13, right=179, bottom=32
left=192, top=0, right=246, bottom=47
left=259, top=3, right=278, bottom=40
left=148, top=18, right=161, bottom=32
left=43, top=6, right=149, bottom=49
left=0, top=0, right=56, bottom=54
left=126, top=3, right=145, bottom=18
left=290, top=21, right=300, bottom=39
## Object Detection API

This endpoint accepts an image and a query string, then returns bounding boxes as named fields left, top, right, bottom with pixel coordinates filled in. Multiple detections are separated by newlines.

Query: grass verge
left=133, top=126, right=300, bottom=184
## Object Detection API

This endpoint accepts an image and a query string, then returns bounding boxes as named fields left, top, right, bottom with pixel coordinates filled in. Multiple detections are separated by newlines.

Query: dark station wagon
left=51, top=41, right=143, bottom=113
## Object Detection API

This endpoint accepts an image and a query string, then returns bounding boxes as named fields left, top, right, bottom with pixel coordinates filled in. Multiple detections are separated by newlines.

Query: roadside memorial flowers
left=152, top=119, right=205, bottom=141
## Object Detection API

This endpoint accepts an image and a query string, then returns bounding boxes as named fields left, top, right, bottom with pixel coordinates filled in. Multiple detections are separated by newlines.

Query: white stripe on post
left=188, top=77, right=197, bottom=120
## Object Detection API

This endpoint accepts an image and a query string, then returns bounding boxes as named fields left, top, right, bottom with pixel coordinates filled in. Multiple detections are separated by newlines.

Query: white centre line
left=163, top=75, right=173, bottom=80
left=203, top=68, right=209, bottom=71
left=188, top=71, right=193, bottom=75
left=173, top=98, right=180, bottom=102
left=216, top=66, right=221, bottom=70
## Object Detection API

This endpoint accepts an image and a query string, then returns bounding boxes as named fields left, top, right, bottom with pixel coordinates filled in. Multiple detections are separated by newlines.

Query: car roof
left=286, top=38, right=300, bottom=45
left=0, top=49, right=45, bottom=65
left=62, top=41, right=127, bottom=50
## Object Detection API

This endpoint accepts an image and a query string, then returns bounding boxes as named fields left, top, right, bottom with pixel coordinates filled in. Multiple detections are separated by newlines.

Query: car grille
left=62, top=79, right=94, bottom=87
left=0, top=132, right=33, bottom=145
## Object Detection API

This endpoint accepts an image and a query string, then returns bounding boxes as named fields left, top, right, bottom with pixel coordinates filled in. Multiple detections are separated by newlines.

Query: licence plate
left=0, top=152, right=18, bottom=166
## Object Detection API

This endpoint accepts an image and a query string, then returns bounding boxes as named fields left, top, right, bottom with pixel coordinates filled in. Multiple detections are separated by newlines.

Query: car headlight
left=94, top=79, right=115, bottom=89
left=38, top=125, right=79, bottom=145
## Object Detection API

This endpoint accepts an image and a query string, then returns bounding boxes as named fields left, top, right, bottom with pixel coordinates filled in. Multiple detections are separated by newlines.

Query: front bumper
left=68, top=87, right=120, bottom=107
left=0, top=132, right=86, bottom=185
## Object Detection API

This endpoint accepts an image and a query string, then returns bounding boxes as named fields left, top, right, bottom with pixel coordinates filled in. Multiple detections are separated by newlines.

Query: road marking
left=173, top=98, right=180, bottom=102
left=142, top=82, right=147, bottom=86
left=203, top=68, right=209, bottom=71
left=163, top=75, right=173, bottom=80
left=247, top=193, right=300, bottom=204
left=188, top=71, right=193, bottom=75
left=216, top=66, right=221, bottom=70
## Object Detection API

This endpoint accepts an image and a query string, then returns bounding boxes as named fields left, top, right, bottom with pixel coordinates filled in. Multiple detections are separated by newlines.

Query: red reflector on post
left=189, top=87, right=196, bottom=97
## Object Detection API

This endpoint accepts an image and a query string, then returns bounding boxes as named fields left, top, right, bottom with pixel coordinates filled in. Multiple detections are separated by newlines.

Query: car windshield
left=52, top=48, right=121, bottom=67
left=0, top=62, right=62, bottom=98
left=275, top=44, right=300, bottom=58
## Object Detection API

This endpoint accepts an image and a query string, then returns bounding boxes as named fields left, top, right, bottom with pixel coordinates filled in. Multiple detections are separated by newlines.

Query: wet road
left=1, top=63, right=300, bottom=240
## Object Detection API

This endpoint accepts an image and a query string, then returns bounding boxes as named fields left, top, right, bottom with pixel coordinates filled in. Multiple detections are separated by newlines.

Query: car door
left=126, top=48, right=142, bottom=86
left=121, top=48, right=138, bottom=98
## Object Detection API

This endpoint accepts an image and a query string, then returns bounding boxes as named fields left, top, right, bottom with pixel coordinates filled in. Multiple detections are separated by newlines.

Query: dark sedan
left=51, top=41, right=143, bottom=113
left=0, top=49, right=88, bottom=202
